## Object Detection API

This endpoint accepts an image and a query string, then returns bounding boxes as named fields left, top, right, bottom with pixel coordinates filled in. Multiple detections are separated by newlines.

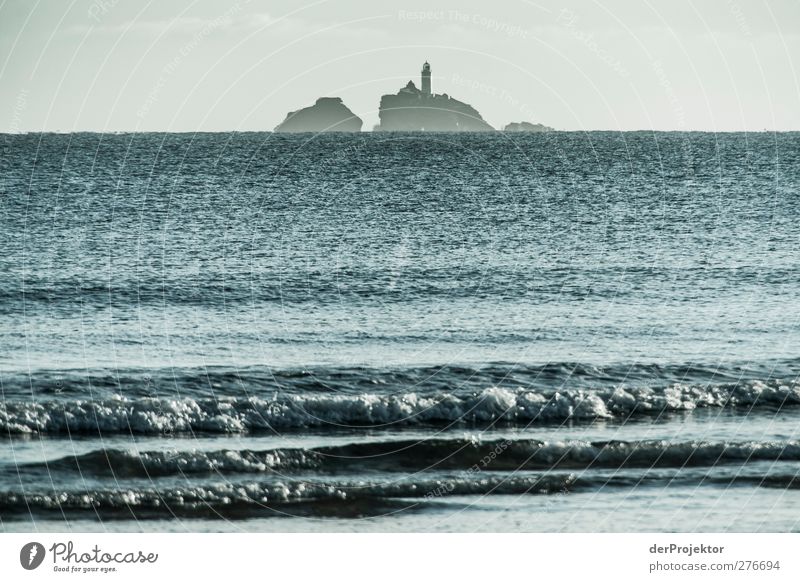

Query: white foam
left=2, top=380, right=798, bottom=434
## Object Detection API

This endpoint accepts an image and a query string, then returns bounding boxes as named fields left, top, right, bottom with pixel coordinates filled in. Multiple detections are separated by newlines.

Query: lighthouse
left=421, top=61, right=431, bottom=96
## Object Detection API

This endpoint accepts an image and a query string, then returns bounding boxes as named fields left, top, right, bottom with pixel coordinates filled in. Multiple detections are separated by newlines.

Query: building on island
left=421, top=61, right=431, bottom=96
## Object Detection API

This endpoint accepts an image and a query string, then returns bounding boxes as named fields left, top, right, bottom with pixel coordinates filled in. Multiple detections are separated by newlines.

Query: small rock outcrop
left=503, top=121, right=553, bottom=132
left=275, top=97, right=362, bottom=133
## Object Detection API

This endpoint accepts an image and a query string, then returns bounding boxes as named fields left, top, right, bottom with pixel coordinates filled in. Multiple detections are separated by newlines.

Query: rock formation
left=504, top=121, right=554, bottom=132
left=275, top=97, right=362, bottom=133
left=273, top=64, right=555, bottom=134
left=375, top=63, right=493, bottom=132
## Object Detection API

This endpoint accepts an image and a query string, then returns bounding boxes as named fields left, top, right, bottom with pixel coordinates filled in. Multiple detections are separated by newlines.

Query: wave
left=0, top=474, right=576, bottom=520
left=3, top=468, right=799, bottom=520
left=32, top=438, right=800, bottom=478
left=2, top=380, right=799, bottom=434
left=731, top=475, right=800, bottom=489
left=9, top=360, right=796, bottom=399
left=6, top=265, right=796, bottom=310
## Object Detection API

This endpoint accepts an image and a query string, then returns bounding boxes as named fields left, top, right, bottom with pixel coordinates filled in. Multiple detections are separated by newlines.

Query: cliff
left=375, top=81, right=493, bottom=132
left=275, top=97, right=362, bottom=133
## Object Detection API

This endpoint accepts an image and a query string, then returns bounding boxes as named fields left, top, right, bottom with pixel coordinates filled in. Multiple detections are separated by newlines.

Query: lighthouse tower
left=421, top=61, right=431, bottom=97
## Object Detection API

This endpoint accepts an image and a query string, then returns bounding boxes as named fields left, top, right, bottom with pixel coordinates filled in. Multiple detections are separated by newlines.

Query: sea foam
left=2, top=380, right=798, bottom=434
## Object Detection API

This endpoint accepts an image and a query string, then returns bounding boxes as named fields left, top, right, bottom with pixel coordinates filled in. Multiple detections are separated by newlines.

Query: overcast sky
left=1, top=0, right=799, bottom=132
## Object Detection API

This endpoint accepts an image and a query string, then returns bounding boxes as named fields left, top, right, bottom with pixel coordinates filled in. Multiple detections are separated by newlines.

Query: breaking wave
left=0, top=474, right=577, bottom=520
left=3, top=380, right=800, bottom=434
left=30, top=438, right=800, bottom=477
left=3, top=467, right=799, bottom=520
left=7, top=361, right=799, bottom=399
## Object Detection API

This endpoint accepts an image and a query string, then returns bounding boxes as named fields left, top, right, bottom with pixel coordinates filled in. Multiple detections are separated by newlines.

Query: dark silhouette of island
left=273, top=62, right=555, bottom=133
left=275, top=97, right=362, bottom=133
left=374, top=62, right=494, bottom=132
left=504, top=121, right=554, bottom=132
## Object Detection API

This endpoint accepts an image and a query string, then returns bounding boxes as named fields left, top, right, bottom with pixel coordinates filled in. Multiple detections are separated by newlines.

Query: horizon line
left=2, top=129, right=799, bottom=135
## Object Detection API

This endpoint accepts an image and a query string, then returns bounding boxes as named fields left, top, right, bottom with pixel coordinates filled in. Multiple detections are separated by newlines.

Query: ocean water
left=2, top=131, right=800, bottom=532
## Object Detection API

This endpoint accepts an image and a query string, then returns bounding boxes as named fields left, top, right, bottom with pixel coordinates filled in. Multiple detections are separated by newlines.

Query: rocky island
left=504, top=121, right=554, bottom=132
left=274, top=97, right=362, bottom=133
left=375, top=62, right=493, bottom=132
left=274, top=63, right=554, bottom=133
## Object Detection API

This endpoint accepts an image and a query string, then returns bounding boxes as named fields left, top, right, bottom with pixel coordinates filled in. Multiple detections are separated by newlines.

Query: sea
left=2, top=131, right=800, bottom=532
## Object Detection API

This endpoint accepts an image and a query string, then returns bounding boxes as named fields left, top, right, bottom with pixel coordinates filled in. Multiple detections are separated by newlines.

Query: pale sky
left=1, top=0, right=799, bottom=132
